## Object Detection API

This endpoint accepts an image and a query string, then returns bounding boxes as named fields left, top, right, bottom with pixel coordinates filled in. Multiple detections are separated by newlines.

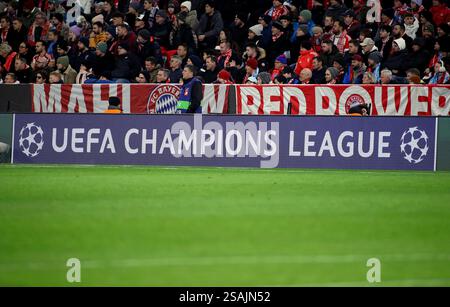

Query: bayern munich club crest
left=146, top=85, right=181, bottom=114
left=345, top=94, right=365, bottom=114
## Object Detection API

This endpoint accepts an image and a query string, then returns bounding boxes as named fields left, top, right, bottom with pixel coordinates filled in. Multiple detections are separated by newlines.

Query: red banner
left=32, top=84, right=230, bottom=114
left=235, top=85, right=450, bottom=116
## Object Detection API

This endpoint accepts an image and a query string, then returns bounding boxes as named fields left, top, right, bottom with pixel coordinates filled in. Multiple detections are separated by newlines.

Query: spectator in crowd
left=57, top=55, right=77, bottom=84
left=271, top=54, right=287, bottom=81
left=144, top=56, right=161, bottom=83
left=243, top=57, right=260, bottom=84
left=136, top=70, right=151, bottom=83
left=216, top=69, right=233, bottom=84
left=257, top=71, right=272, bottom=84
left=111, top=42, right=141, bottom=82
left=14, top=57, right=32, bottom=83
left=31, top=40, right=53, bottom=71
left=367, top=52, right=382, bottom=83
left=90, top=22, right=109, bottom=49
left=0, top=16, right=13, bottom=45
left=0, top=42, right=16, bottom=73
left=0, top=0, right=448, bottom=85
left=197, top=0, right=224, bottom=50
left=200, top=55, right=220, bottom=83
left=325, top=67, right=340, bottom=84
left=376, top=25, right=394, bottom=59
left=383, top=38, right=408, bottom=76
left=299, top=68, right=313, bottom=84
left=49, top=70, right=64, bottom=84
left=156, top=68, right=170, bottom=83
left=50, top=13, right=69, bottom=42
left=312, top=56, right=326, bottom=84
left=344, top=10, right=361, bottom=40
left=247, top=24, right=263, bottom=46
left=343, top=54, right=366, bottom=84
left=320, top=39, right=339, bottom=68
left=4, top=72, right=18, bottom=84
left=151, top=10, right=171, bottom=49
left=169, top=55, right=183, bottom=83
left=9, top=18, right=28, bottom=52
left=143, top=0, right=159, bottom=30
left=294, top=40, right=317, bottom=75
left=179, top=1, right=199, bottom=30
left=281, top=66, right=299, bottom=84
left=28, top=11, right=50, bottom=47
left=362, top=71, right=377, bottom=84
left=265, top=0, right=289, bottom=21
left=429, top=60, right=450, bottom=83
left=33, top=70, right=48, bottom=84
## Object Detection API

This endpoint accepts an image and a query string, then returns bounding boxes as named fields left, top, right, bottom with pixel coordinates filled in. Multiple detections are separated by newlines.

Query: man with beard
left=343, top=54, right=366, bottom=84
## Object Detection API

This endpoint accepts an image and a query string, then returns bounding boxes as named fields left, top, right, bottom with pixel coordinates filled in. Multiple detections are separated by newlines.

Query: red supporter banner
left=32, top=84, right=230, bottom=114
left=235, top=85, right=450, bottom=116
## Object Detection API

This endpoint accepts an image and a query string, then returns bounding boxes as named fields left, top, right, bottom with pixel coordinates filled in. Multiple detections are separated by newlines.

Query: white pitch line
left=0, top=164, right=444, bottom=176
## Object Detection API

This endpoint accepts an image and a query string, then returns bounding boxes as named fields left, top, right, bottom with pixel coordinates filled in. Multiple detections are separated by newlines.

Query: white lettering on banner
left=431, top=87, right=450, bottom=116
left=141, top=129, right=157, bottom=154
left=378, top=132, right=391, bottom=158
left=52, top=128, right=68, bottom=152
left=358, top=132, right=374, bottom=158
left=71, top=128, right=84, bottom=153
left=202, top=84, right=227, bottom=113
left=318, top=132, right=336, bottom=157
left=240, top=86, right=262, bottom=114
left=338, top=132, right=354, bottom=157
left=125, top=129, right=139, bottom=154
left=92, top=84, right=112, bottom=113
left=304, top=131, right=317, bottom=157
left=263, top=86, right=282, bottom=114
left=410, top=86, right=429, bottom=116
left=87, top=129, right=101, bottom=153
left=283, top=86, right=307, bottom=115
left=159, top=130, right=176, bottom=155
left=67, top=86, right=87, bottom=113
left=52, top=128, right=116, bottom=153
left=289, top=131, right=301, bottom=156
left=33, top=84, right=62, bottom=112
left=289, top=131, right=391, bottom=158
left=315, top=87, right=337, bottom=115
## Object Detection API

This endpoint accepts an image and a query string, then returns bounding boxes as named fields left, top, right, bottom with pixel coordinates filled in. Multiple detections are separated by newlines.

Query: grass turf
left=0, top=165, right=449, bottom=286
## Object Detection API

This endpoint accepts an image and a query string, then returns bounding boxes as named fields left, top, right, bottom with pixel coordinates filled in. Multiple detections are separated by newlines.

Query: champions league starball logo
left=146, top=85, right=181, bottom=114
left=18, top=123, right=44, bottom=158
left=400, top=127, right=429, bottom=164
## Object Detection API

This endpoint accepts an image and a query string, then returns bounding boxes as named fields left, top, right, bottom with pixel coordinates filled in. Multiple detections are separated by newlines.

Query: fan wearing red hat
left=343, top=54, right=367, bottom=84
left=242, top=58, right=259, bottom=84
left=217, top=69, right=233, bottom=84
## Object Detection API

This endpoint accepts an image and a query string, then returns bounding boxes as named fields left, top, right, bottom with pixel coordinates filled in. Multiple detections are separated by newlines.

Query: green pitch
left=0, top=165, right=449, bottom=286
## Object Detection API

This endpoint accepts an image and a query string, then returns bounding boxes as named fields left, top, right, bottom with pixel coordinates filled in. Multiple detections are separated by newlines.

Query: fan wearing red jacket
left=294, top=41, right=317, bottom=76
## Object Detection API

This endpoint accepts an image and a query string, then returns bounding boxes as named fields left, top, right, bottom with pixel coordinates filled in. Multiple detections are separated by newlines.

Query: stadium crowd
left=0, top=0, right=449, bottom=85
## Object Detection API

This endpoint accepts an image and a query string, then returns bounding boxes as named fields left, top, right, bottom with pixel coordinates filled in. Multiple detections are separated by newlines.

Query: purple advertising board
left=12, top=114, right=437, bottom=171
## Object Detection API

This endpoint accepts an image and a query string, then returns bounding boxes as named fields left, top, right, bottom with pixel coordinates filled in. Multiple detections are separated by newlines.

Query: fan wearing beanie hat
left=249, top=24, right=263, bottom=37
left=179, top=1, right=199, bottom=31
left=243, top=57, right=260, bottom=83
left=217, top=69, right=233, bottom=84
left=57, top=55, right=77, bottom=84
